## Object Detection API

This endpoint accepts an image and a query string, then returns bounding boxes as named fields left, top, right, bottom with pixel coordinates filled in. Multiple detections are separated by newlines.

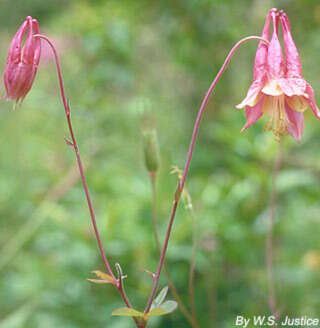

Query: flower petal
left=236, top=80, right=264, bottom=109
left=304, top=83, right=320, bottom=119
left=237, top=10, right=271, bottom=109
left=280, top=12, right=302, bottom=78
left=285, top=103, right=304, bottom=142
left=3, top=16, right=41, bottom=104
left=252, top=10, right=272, bottom=81
left=4, top=19, right=28, bottom=98
left=241, top=97, right=264, bottom=132
left=277, top=77, right=307, bottom=97
left=267, top=11, right=285, bottom=80
left=6, top=19, right=28, bottom=64
left=22, top=17, right=36, bottom=65
left=18, top=19, right=41, bottom=103
left=262, top=79, right=283, bottom=96
left=32, top=19, right=41, bottom=66
left=286, top=95, right=308, bottom=112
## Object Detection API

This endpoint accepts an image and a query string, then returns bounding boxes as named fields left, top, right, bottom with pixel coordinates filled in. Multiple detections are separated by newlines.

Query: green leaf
left=150, top=286, right=168, bottom=310
left=86, top=278, right=114, bottom=284
left=87, top=270, right=116, bottom=284
left=161, top=300, right=178, bottom=313
left=111, top=308, right=144, bottom=317
left=147, top=300, right=178, bottom=318
left=147, top=308, right=168, bottom=318
left=91, top=270, right=114, bottom=281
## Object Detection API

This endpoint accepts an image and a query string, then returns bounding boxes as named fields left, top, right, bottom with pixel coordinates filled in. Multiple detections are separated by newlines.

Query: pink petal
left=252, top=10, right=272, bottom=81
left=237, top=10, right=272, bottom=109
left=280, top=12, right=302, bottom=78
left=304, top=83, right=320, bottom=119
left=32, top=19, right=41, bottom=66
left=285, top=104, right=304, bottom=142
left=241, top=97, right=264, bottom=132
left=267, top=11, right=285, bottom=80
left=6, top=19, right=28, bottom=64
left=4, top=19, right=28, bottom=97
left=18, top=19, right=41, bottom=103
left=277, top=77, right=307, bottom=97
left=22, top=17, right=36, bottom=65
left=13, top=18, right=35, bottom=100
left=236, top=79, right=264, bottom=109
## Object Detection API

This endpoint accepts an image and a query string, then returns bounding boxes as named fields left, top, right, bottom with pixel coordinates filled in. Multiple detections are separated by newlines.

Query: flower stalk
left=34, top=34, right=141, bottom=328
left=143, top=35, right=269, bottom=319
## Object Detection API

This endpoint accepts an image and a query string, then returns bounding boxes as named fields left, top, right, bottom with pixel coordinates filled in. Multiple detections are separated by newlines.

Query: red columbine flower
left=237, top=9, right=320, bottom=141
left=4, top=16, right=41, bottom=104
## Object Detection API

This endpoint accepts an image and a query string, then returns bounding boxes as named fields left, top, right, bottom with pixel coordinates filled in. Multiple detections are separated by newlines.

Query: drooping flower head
left=4, top=16, right=41, bottom=105
left=237, top=8, right=320, bottom=141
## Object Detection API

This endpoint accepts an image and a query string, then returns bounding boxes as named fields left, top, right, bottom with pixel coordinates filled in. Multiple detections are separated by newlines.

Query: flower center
left=262, top=95, right=288, bottom=139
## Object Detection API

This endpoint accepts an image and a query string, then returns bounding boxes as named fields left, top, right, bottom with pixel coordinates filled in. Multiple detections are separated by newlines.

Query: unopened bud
left=4, top=16, right=41, bottom=104
left=142, top=129, right=160, bottom=173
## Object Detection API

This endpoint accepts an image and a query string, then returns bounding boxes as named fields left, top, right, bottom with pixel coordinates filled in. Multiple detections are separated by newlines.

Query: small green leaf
left=91, top=270, right=114, bottom=281
left=111, top=308, right=144, bottom=317
left=147, top=308, right=168, bottom=317
left=87, top=270, right=116, bottom=284
left=146, top=300, right=178, bottom=318
left=86, top=278, right=114, bottom=284
left=161, top=300, right=178, bottom=313
left=150, top=286, right=168, bottom=310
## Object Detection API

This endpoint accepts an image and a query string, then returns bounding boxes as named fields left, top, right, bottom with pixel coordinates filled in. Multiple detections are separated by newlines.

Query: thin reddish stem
left=149, top=173, right=198, bottom=327
left=34, top=34, right=116, bottom=280
left=143, top=35, right=269, bottom=316
left=34, top=34, right=141, bottom=327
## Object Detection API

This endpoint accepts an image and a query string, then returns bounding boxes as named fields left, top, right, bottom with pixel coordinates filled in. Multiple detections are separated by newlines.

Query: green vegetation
left=1, top=0, right=320, bottom=327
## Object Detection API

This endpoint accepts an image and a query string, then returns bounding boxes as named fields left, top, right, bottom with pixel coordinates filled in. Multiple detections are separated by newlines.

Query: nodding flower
left=237, top=8, right=320, bottom=142
left=4, top=16, right=41, bottom=105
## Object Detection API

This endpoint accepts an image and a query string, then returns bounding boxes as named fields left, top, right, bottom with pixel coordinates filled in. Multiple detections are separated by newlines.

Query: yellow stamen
left=262, top=95, right=289, bottom=140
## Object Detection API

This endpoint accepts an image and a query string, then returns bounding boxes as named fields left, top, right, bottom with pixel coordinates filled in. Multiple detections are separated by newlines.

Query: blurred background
left=1, top=0, right=320, bottom=327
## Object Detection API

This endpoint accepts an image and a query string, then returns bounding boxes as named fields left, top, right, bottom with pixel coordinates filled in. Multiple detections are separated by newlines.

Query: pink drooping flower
left=4, top=16, right=41, bottom=104
left=237, top=9, right=320, bottom=141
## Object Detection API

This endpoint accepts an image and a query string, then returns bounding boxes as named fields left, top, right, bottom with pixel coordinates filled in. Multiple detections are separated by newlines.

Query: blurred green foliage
left=1, top=0, right=320, bottom=327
